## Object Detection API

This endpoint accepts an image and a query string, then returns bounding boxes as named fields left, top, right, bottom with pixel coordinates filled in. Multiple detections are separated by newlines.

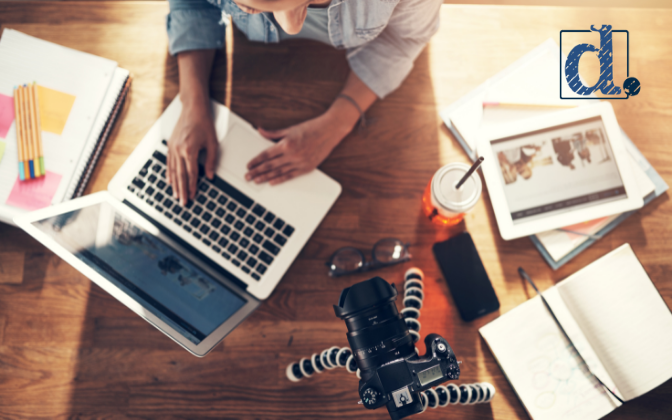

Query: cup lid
left=431, top=163, right=482, bottom=213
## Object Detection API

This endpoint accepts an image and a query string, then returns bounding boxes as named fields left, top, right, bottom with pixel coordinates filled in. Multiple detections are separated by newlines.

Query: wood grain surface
left=0, top=2, right=670, bottom=419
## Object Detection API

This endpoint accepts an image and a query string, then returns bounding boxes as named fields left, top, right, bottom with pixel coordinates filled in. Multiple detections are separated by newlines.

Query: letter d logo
left=565, top=25, right=622, bottom=95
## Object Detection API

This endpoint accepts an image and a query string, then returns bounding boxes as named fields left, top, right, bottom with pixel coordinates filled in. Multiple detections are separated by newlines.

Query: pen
left=13, top=86, right=26, bottom=180
left=517, top=267, right=625, bottom=404
left=27, top=83, right=42, bottom=177
left=21, top=84, right=36, bottom=179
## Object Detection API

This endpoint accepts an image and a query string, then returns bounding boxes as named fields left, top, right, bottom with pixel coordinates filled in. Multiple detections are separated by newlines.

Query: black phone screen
left=432, top=232, right=499, bottom=322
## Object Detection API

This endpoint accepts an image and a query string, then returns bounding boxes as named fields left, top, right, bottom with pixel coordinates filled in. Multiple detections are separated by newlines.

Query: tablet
left=478, top=102, right=643, bottom=240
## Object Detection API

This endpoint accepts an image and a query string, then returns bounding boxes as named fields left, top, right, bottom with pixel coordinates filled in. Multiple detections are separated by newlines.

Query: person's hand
left=245, top=112, right=353, bottom=185
left=167, top=102, right=218, bottom=205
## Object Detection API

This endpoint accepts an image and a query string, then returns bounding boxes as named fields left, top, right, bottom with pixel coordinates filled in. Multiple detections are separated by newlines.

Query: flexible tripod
left=286, top=268, right=496, bottom=413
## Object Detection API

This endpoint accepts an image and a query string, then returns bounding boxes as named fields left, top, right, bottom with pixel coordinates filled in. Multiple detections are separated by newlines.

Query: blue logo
left=560, top=25, right=640, bottom=99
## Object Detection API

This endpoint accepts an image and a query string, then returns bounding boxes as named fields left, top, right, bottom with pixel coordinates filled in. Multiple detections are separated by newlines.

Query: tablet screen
left=32, top=202, right=246, bottom=345
left=491, top=116, right=626, bottom=224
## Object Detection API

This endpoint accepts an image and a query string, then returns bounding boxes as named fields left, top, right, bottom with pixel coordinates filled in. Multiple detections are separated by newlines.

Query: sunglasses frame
left=326, top=238, right=412, bottom=277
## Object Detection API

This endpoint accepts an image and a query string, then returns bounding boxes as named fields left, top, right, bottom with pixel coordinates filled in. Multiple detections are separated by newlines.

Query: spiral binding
left=285, top=268, right=495, bottom=410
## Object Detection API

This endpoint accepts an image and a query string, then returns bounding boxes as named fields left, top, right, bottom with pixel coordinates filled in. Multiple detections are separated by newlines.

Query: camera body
left=357, top=333, right=459, bottom=419
left=334, top=277, right=460, bottom=420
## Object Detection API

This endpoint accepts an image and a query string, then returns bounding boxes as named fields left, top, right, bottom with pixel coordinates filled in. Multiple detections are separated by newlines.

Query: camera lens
left=333, top=277, right=415, bottom=372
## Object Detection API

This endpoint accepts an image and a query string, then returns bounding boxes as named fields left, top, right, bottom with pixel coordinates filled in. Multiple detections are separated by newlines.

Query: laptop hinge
left=123, top=199, right=249, bottom=292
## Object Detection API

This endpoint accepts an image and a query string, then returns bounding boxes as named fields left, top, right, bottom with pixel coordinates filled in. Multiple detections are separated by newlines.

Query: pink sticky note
left=6, top=171, right=62, bottom=211
left=0, top=93, right=14, bottom=139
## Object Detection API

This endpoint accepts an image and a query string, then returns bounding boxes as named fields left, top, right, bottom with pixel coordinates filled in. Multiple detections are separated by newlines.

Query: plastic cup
left=422, top=162, right=482, bottom=226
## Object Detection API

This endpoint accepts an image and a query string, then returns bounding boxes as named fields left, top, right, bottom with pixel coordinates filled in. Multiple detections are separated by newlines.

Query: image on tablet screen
left=491, top=116, right=626, bottom=224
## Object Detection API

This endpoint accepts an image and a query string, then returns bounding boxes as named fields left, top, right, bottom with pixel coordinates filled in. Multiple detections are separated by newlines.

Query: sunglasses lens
left=331, top=247, right=365, bottom=273
left=373, top=238, right=406, bottom=263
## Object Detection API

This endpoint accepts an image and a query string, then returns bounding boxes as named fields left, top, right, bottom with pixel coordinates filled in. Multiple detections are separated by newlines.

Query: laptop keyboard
left=126, top=145, right=295, bottom=281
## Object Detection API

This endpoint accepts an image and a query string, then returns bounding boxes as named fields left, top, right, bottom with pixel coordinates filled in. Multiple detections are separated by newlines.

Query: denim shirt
left=166, top=0, right=442, bottom=98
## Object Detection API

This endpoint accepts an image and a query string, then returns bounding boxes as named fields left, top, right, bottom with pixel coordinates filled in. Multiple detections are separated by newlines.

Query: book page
left=557, top=244, right=672, bottom=400
left=480, top=288, right=620, bottom=420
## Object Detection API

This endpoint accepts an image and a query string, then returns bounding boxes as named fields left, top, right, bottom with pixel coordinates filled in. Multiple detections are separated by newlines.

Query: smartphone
left=432, top=232, right=499, bottom=322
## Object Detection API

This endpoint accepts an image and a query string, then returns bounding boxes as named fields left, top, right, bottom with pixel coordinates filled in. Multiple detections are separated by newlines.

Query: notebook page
left=0, top=29, right=116, bottom=213
left=557, top=244, right=672, bottom=400
left=480, top=288, right=620, bottom=420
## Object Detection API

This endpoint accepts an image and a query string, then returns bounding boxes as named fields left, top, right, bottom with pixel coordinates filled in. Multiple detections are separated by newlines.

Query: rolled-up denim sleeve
left=347, top=0, right=442, bottom=99
left=167, top=0, right=225, bottom=55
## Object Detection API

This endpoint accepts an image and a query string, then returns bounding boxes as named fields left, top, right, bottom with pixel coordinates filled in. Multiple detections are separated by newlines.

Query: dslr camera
left=334, top=277, right=460, bottom=420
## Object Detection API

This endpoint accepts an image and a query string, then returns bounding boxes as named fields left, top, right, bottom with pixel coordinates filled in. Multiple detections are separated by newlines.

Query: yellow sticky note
left=0, top=140, right=5, bottom=163
left=37, top=85, right=76, bottom=135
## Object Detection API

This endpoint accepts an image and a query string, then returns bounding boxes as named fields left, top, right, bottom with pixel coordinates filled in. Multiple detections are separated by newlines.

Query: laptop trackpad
left=218, top=123, right=274, bottom=191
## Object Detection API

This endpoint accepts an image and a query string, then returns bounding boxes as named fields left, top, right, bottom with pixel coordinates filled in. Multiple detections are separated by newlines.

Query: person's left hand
left=245, top=112, right=354, bottom=185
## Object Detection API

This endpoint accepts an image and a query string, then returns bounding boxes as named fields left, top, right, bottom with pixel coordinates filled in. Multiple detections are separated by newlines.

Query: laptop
left=14, top=96, right=342, bottom=357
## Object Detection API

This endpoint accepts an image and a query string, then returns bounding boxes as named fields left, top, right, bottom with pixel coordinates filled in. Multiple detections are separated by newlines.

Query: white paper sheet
left=0, top=29, right=117, bottom=223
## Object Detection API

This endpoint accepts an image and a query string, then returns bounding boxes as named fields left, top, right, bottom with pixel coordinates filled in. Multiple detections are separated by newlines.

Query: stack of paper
left=440, top=39, right=668, bottom=269
left=0, top=29, right=130, bottom=225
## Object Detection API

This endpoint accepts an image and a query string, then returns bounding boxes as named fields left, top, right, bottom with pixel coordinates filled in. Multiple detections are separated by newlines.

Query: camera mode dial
left=446, top=363, right=460, bottom=380
left=361, top=387, right=382, bottom=408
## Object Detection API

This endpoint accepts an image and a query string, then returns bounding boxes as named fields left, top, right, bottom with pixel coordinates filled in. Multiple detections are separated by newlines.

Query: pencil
left=27, top=83, right=42, bottom=177
left=482, top=102, right=578, bottom=109
left=32, top=83, right=45, bottom=176
left=13, top=86, right=26, bottom=181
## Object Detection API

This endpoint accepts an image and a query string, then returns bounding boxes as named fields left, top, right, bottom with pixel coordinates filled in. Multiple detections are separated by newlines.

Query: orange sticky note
left=6, top=170, right=62, bottom=211
left=37, top=85, right=75, bottom=135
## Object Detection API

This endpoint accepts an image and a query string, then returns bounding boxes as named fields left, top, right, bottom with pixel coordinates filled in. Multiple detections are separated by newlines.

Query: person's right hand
left=167, top=102, right=218, bottom=205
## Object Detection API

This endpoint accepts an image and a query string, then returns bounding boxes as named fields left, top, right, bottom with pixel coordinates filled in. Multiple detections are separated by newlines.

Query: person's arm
left=245, top=0, right=442, bottom=185
left=166, top=0, right=225, bottom=204
left=245, top=71, right=377, bottom=185
left=346, top=0, right=442, bottom=99
left=167, top=50, right=217, bottom=205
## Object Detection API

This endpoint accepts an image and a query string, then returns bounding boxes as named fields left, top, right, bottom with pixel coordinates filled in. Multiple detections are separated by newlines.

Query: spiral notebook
left=0, top=29, right=131, bottom=225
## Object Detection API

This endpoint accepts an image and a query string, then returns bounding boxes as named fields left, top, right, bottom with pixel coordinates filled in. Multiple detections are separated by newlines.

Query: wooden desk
left=0, top=2, right=670, bottom=419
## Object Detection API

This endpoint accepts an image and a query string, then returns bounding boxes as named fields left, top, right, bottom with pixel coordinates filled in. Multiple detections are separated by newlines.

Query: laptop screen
left=32, top=202, right=246, bottom=345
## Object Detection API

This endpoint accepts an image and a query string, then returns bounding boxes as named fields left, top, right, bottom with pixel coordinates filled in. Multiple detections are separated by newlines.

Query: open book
left=480, top=244, right=672, bottom=420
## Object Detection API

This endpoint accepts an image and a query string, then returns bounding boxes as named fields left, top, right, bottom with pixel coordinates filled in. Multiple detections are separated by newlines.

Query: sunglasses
left=326, top=238, right=411, bottom=277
